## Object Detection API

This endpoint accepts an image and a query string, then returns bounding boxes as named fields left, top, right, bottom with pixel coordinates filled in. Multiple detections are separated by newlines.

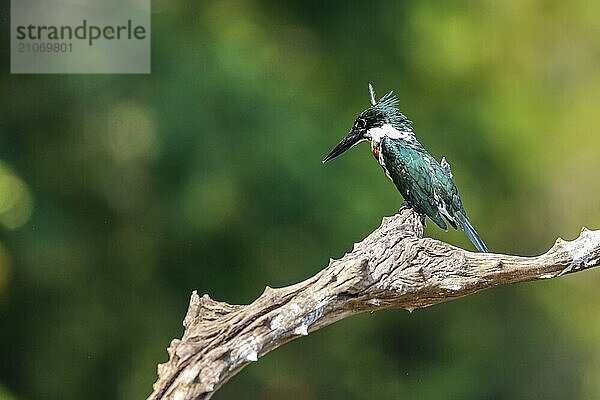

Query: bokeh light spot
left=0, top=162, right=34, bottom=230
left=105, top=101, right=160, bottom=164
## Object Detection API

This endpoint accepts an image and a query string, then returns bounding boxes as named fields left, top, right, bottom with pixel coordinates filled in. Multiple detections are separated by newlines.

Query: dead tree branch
left=148, top=207, right=600, bottom=400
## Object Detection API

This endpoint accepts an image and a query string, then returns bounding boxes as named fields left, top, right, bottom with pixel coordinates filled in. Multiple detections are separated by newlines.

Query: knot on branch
left=554, top=227, right=600, bottom=276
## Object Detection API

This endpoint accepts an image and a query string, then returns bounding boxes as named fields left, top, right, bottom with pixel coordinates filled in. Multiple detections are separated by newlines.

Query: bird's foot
left=399, top=200, right=412, bottom=213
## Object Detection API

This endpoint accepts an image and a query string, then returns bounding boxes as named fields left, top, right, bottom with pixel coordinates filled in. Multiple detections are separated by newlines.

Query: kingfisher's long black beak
left=322, top=131, right=362, bottom=163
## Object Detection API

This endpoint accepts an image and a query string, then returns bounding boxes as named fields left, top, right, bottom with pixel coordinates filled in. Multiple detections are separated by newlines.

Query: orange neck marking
left=371, top=141, right=380, bottom=160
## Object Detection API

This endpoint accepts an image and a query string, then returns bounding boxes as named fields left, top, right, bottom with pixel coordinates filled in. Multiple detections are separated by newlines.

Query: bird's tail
left=455, top=212, right=488, bottom=253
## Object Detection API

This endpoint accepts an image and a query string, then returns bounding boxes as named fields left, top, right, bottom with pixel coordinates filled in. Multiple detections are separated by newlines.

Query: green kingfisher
left=323, top=84, right=488, bottom=253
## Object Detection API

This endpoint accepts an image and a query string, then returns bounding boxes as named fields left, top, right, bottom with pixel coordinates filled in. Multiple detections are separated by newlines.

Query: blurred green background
left=1, top=0, right=600, bottom=399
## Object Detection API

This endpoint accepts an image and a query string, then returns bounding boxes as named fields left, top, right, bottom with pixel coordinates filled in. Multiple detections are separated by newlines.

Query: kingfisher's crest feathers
left=361, top=85, right=412, bottom=132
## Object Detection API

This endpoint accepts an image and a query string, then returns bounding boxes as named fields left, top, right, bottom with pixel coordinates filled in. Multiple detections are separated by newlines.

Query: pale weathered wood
left=148, top=206, right=600, bottom=400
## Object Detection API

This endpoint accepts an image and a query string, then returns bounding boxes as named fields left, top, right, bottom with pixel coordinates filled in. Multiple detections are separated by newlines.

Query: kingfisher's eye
left=355, top=118, right=366, bottom=129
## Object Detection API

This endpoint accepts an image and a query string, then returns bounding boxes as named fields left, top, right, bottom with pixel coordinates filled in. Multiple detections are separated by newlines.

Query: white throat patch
left=367, top=123, right=414, bottom=143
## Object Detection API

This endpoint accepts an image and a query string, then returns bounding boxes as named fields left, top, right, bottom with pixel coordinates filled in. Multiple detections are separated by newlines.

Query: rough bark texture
left=148, top=207, right=600, bottom=400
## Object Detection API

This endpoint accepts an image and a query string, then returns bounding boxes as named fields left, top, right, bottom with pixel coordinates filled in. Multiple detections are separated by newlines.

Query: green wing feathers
left=381, top=138, right=448, bottom=230
left=380, top=137, right=488, bottom=252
